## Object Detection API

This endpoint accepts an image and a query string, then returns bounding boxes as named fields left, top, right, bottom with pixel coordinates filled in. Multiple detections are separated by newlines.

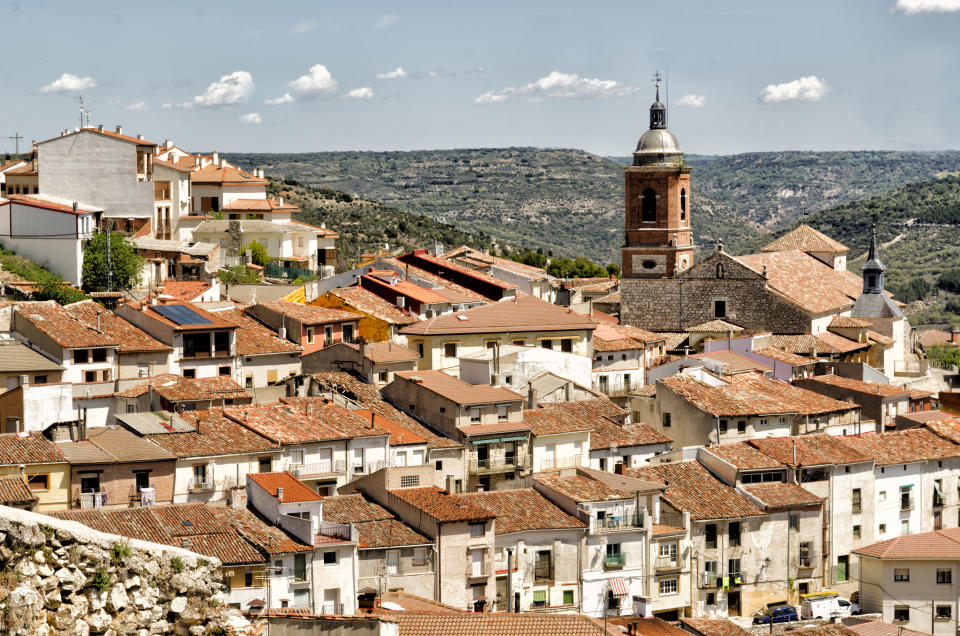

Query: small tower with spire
left=621, top=71, right=694, bottom=279
left=862, top=223, right=885, bottom=294
left=851, top=222, right=903, bottom=320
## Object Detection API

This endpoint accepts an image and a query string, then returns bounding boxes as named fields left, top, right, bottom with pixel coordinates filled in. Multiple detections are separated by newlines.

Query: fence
left=265, top=263, right=313, bottom=280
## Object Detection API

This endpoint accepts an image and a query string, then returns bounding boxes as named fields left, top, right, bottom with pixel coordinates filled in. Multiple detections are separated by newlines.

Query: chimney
left=276, top=487, right=284, bottom=500
left=395, top=297, right=406, bottom=309
left=115, top=126, right=123, bottom=135
left=164, top=139, right=172, bottom=149
left=212, top=152, right=219, bottom=165
left=97, top=125, right=104, bottom=133
left=96, top=309, right=102, bottom=333
left=137, top=134, right=144, bottom=140
left=278, top=197, right=283, bottom=206
left=369, top=412, right=375, bottom=429
left=320, top=222, right=326, bottom=230
left=72, top=202, right=78, bottom=215
left=180, top=537, right=192, bottom=550
left=528, top=385, right=538, bottom=409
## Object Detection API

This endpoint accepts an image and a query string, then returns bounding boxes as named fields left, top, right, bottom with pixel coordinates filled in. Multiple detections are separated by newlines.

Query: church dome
left=636, top=128, right=680, bottom=154
left=632, top=74, right=683, bottom=167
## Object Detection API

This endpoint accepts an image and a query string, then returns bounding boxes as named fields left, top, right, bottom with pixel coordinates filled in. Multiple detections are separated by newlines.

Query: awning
left=471, top=435, right=528, bottom=445
left=610, top=577, right=629, bottom=599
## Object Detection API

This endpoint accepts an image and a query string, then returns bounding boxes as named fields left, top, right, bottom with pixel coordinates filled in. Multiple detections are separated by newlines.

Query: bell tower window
left=641, top=188, right=657, bottom=223
left=680, top=189, right=687, bottom=220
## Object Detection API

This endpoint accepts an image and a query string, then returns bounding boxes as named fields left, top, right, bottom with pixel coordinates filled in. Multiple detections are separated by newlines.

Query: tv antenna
left=77, top=96, right=91, bottom=129
left=4, top=133, right=23, bottom=156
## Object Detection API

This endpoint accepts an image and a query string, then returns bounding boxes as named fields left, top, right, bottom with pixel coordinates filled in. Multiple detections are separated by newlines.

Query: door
left=317, top=448, right=332, bottom=473
left=476, top=445, right=488, bottom=470
left=386, top=550, right=400, bottom=575
left=543, top=444, right=555, bottom=471
left=471, top=549, right=484, bottom=578
left=727, top=591, right=741, bottom=616
left=836, top=555, right=849, bottom=582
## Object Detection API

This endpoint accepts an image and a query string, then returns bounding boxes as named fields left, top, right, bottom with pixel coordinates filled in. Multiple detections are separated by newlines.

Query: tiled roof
left=211, top=308, right=301, bottom=356
left=679, top=617, right=752, bottom=636
left=38, top=126, right=156, bottom=147
left=351, top=410, right=426, bottom=446
left=537, top=398, right=628, bottom=424
left=126, top=375, right=251, bottom=403
left=687, top=319, right=744, bottom=333
left=564, top=277, right=615, bottom=289
left=458, top=488, right=586, bottom=534
left=146, top=409, right=278, bottom=458
left=442, top=246, right=552, bottom=281
left=322, top=494, right=395, bottom=524
left=802, top=374, right=911, bottom=398
left=128, top=301, right=238, bottom=332
left=59, top=427, right=175, bottom=464
left=522, top=408, right=593, bottom=436
left=628, top=461, right=763, bottom=520
left=68, top=301, right=171, bottom=353
left=321, top=497, right=429, bottom=548
left=592, top=290, right=621, bottom=305
left=400, top=294, right=595, bottom=336
left=845, top=620, right=932, bottom=636
left=761, top=225, right=849, bottom=254
left=737, top=251, right=862, bottom=314
left=399, top=250, right=517, bottom=293
left=589, top=420, right=671, bottom=450
left=0, top=476, right=37, bottom=506
left=0, top=338, right=63, bottom=372
left=377, top=258, right=489, bottom=304
left=829, top=316, right=872, bottom=328
left=839, top=428, right=960, bottom=466
left=853, top=526, right=960, bottom=560
left=226, top=402, right=389, bottom=444
left=389, top=486, right=494, bottom=523
left=741, top=482, right=823, bottom=509
left=708, top=442, right=784, bottom=470
left=395, top=370, right=523, bottom=406
left=748, top=434, right=873, bottom=467
left=355, top=341, right=420, bottom=364
left=322, top=287, right=419, bottom=325
left=918, top=329, right=957, bottom=349
left=190, top=163, right=267, bottom=186
left=753, top=347, right=815, bottom=366
left=534, top=473, right=634, bottom=503
left=352, top=519, right=432, bottom=549
left=222, top=198, right=298, bottom=212
left=0, top=432, right=65, bottom=465
left=14, top=301, right=118, bottom=349
left=307, top=373, right=460, bottom=449
left=362, top=275, right=451, bottom=304
left=768, top=333, right=865, bottom=357
left=593, top=323, right=663, bottom=351
left=258, top=300, right=361, bottom=325
left=661, top=372, right=857, bottom=417
left=923, top=418, right=960, bottom=444
left=156, top=281, right=213, bottom=303
left=388, top=613, right=621, bottom=636
left=692, top=351, right=772, bottom=374
left=248, top=472, right=324, bottom=502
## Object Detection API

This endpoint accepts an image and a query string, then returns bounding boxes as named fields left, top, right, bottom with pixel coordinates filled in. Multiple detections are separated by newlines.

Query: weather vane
left=652, top=71, right=662, bottom=89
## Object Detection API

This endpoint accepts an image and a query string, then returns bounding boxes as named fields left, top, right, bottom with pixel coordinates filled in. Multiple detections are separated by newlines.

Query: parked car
left=754, top=606, right=799, bottom=624
left=837, top=598, right=861, bottom=617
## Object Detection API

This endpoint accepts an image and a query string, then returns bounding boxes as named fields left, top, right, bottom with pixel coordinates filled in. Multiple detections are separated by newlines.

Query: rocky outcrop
left=0, top=505, right=254, bottom=635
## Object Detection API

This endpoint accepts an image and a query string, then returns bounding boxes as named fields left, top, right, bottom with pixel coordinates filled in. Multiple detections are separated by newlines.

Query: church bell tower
left=621, top=73, right=694, bottom=279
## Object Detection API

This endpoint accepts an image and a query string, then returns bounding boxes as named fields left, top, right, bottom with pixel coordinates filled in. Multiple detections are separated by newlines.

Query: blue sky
left=2, top=0, right=959, bottom=156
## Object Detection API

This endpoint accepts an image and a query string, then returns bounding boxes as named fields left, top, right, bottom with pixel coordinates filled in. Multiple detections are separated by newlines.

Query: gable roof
left=400, top=294, right=595, bottom=336
left=155, top=280, right=213, bottom=303
left=257, top=300, right=361, bottom=325
left=37, top=126, right=157, bottom=147
left=14, top=301, right=118, bottom=349
left=145, top=409, right=278, bottom=458
left=679, top=617, right=753, bottom=636
left=588, top=420, right=672, bottom=450
left=748, top=434, right=873, bottom=467
left=58, top=427, right=175, bottom=464
left=688, top=319, right=744, bottom=334
left=459, top=488, right=586, bottom=534
left=189, top=162, right=267, bottom=186
left=248, top=472, right=324, bottom=502
left=322, top=494, right=430, bottom=549
left=210, top=308, right=301, bottom=356
left=388, top=613, right=621, bottom=636
left=839, top=428, right=960, bottom=466
left=802, top=374, right=911, bottom=398
left=854, top=526, right=960, bottom=560
left=68, top=301, right=171, bottom=353
left=130, top=300, right=237, bottom=332
left=741, top=482, right=823, bottom=509
left=351, top=410, right=426, bottom=446
left=761, top=225, right=849, bottom=254
left=707, top=442, right=785, bottom=470
left=389, top=486, right=494, bottom=523
left=628, top=461, right=763, bottom=520
left=0, top=338, right=64, bottom=372
left=534, top=473, right=634, bottom=503
left=736, top=250, right=863, bottom=314
left=322, top=286, right=419, bottom=325
left=120, top=374, right=251, bottom=403
left=226, top=402, right=388, bottom=445
left=394, top=370, right=523, bottom=406
left=0, top=476, right=37, bottom=506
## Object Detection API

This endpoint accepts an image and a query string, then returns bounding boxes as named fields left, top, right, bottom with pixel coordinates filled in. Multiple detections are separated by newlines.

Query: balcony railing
left=318, top=521, right=354, bottom=542
left=351, top=460, right=386, bottom=476
left=466, top=562, right=490, bottom=578
left=290, top=461, right=346, bottom=478
left=655, top=555, right=680, bottom=571
left=321, top=602, right=344, bottom=615
left=188, top=476, right=215, bottom=491
left=469, top=456, right=530, bottom=475
left=701, top=573, right=721, bottom=588
left=604, top=553, right=626, bottom=569
left=537, top=454, right=583, bottom=472
left=588, top=513, right=644, bottom=533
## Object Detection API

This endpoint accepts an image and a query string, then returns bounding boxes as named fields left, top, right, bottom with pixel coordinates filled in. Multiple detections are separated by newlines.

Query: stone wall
left=0, top=505, right=253, bottom=635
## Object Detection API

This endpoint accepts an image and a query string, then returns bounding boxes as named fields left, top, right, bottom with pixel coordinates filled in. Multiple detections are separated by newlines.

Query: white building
left=459, top=344, right=593, bottom=394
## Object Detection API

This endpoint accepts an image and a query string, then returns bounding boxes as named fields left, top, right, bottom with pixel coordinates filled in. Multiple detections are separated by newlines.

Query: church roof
left=736, top=251, right=862, bottom=314
left=852, top=293, right=904, bottom=319
left=761, top=225, right=849, bottom=254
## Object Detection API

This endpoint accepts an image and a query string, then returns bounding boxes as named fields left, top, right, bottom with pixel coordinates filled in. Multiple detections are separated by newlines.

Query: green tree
left=606, top=262, right=621, bottom=278
left=82, top=232, right=142, bottom=292
left=246, top=240, right=269, bottom=267
left=926, top=344, right=960, bottom=368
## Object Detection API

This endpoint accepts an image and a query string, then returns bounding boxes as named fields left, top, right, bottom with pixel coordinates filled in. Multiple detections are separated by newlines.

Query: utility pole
left=104, top=219, right=113, bottom=292
left=5, top=133, right=23, bottom=156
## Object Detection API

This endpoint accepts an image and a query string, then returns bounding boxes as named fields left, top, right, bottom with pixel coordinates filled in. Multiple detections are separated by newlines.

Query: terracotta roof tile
left=190, top=163, right=267, bottom=186
left=741, top=482, right=823, bottom=509
left=14, top=301, right=118, bottom=349
left=399, top=250, right=516, bottom=293
left=707, top=442, right=784, bottom=470
left=802, top=374, right=911, bottom=398
left=351, top=410, right=426, bottom=445
left=748, top=434, right=873, bottom=467
left=377, top=257, right=489, bottom=303
left=211, top=308, right=301, bottom=356
left=125, top=375, right=251, bottom=403
left=394, top=370, right=523, bottom=406
left=400, top=294, right=595, bottom=336
left=753, top=347, right=815, bottom=366
left=146, top=409, right=278, bottom=458
left=845, top=620, right=932, bottom=636
left=321, top=493, right=395, bottom=524
left=854, top=526, right=960, bottom=560
left=58, top=427, right=175, bottom=464
left=258, top=300, right=362, bottom=325
left=0, top=476, right=37, bottom=506
left=357, top=341, right=420, bottom=364
left=589, top=420, right=671, bottom=450
left=522, top=408, right=593, bottom=436
left=761, top=225, right=849, bottom=254
left=156, top=281, right=213, bottom=303
left=126, top=300, right=238, bottom=331
left=829, top=316, right=872, bottom=328
left=679, top=617, right=752, bottom=636
left=458, top=488, right=586, bottom=534
left=534, top=473, right=634, bottom=503
left=321, top=287, right=419, bottom=326
left=737, top=251, right=862, bottom=314
left=248, top=471, right=324, bottom=502
left=839, top=428, right=960, bottom=465
left=628, top=461, right=763, bottom=520
left=389, top=486, right=494, bottom=523
left=351, top=519, right=432, bottom=549
left=389, top=613, right=621, bottom=636
left=0, top=432, right=66, bottom=465
left=68, top=301, right=171, bottom=353
left=687, top=319, right=744, bottom=333
left=226, top=402, right=389, bottom=445
left=692, top=351, right=772, bottom=374
left=922, top=418, right=960, bottom=444
left=222, top=198, right=298, bottom=212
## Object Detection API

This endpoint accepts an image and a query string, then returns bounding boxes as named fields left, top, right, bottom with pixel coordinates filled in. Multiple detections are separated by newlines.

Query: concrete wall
left=531, top=431, right=590, bottom=473
left=859, top=556, right=958, bottom=636
left=357, top=546, right=435, bottom=600
left=236, top=352, right=302, bottom=388
left=117, top=350, right=173, bottom=380
left=409, top=330, right=593, bottom=375
left=0, top=201, right=95, bottom=285
left=495, top=529, right=583, bottom=612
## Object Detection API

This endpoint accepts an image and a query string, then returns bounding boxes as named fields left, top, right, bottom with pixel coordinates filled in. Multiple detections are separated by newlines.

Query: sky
left=2, top=0, right=959, bottom=157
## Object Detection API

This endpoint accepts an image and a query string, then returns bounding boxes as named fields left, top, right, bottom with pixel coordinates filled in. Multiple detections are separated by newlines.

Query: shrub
left=245, top=240, right=269, bottom=267
left=92, top=566, right=112, bottom=593
left=111, top=542, right=132, bottom=564
left=170, top=557, right=185, bottom=573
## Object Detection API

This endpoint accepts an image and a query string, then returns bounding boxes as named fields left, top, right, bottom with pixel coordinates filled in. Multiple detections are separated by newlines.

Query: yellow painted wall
left=226, top=564, right=266, bottom=590
left=0, top=464, right=70, bottom=511
left=311, top=294, right=392, bottom=343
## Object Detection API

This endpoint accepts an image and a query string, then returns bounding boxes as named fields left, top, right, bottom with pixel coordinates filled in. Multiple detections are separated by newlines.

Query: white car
left=837, top=598, right=860, bottom=617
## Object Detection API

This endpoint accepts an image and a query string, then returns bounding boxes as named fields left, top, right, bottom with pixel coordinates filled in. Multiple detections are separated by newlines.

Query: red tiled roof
left=802, top=374, right=911, bottom=398
left=679, top=617, right=752, bottom=636
left=395, top=370, right=523, bottom=406
left=69, top=301, right=171, bottom=353
left=687, top=319, right=744, bottom=333
left=321, top=287, right=418, bottom=326
left=761, top=225, right=849, bottom=254
left=248, top=472, right=324, bottom=502
left=362, top=275, right=450, bottom=304
left=388, top=613, right=621, bottom=636
left=259, top=300, right=362, bottom=325
left=692, top=351, right=772, bottom=374
left=594, top=323, right=663, bottom=351
left=213, top=308, right=301, bottom=356
left=156, top=280, right=213, bottom=303
left=830, top=316, right=872, bottom=328
left=0, top=432, right=66, bottom=465
left=0, top=476, right=37, bottom=506
left=125, top=375, right=251, bottom=403
left=352, top=410, right=426, bottom=446
left=628, top=461, right=763, bottom=520
left=537, top=398, right=628, bottom=424
left=377, top=257, right=489, bottom=304
left=753, top=347, right=816, bottom=366
left=522, top=408, right=593, bottom=436
left=534, top=473, right=634, bottom=503
left=401, top=294, right=595, bottom=336
left=588, top=420, right=671, bottom=450
left=458, top=488, right=586, bottom=534
left=389, top=486, right=494, bottom=523
left=148, top=409, right=278, bottom=458
left=839, top=428, right=960, bottom=466
left=845, top=620, right=932, bottom=636
left=741, top=482, right=823, bottom=509
left=14, top=301, right=118, bottom=349
left=226, top=402, right=389, bottom=445
left=352, top=519, right=432, bottom=549
left=222, top=198, right=298, bottom=212
left=190, top=163, right=267, bottom=186
left=923, top=418, right=960, bottom=444
left=128, top=300, right=238, bottom=331
left=854, top=526, right=960, bottom=560
left=737, top=250, right=862, bottom=314
left=321, top=494, right=395, bottom=524
left=748, top=434, right=873, bottom=467
left=707, top=442, right=785, bottom=470
left=38, top=126, right=157, bottom=147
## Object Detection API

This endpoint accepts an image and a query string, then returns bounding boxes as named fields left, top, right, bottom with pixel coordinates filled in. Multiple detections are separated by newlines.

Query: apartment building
left=205, top=307, right=302, bottom=388
left=796, top=374, right=912, bottom=431
left=441, top=246, right=558, bottom=303
left=524, top=406, right=592, bottom=473
left=303, top=340, right=418, bottom=388
left=459, top=488, right=587, bottom=613
left=592, top=323, right=667, bottom=400
left=0, top=337, right=64, bottom=392
left=350, top=410, right=429, bottom=469
left=191, top=219, right=328, bottom=273
left=67, top=300, right=173, bottom=379
left=311, top=285, right=419, bottom=343
left=151, top=158, right=191, bottom=240
left=246, top=300, right=361, bottom=355
left=115, top=301, right=238, bottom=379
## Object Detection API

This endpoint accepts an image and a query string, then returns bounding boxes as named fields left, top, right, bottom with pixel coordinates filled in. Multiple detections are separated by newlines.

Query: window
left=444, top=342, right=458, bottom=358
left=659, top=578, right=678, bottom=595
left=662, top=413, right=671, bottom=428
left=73, top=349, right=89, bottom=364
left=34, top=375, right=46, bottom=384
left=901, top=519, right=910, bottom=535
left=533, top=590, right=547, bottom=607
left=541, top=339, right=553, bottom=350
left=378, top=371, right=388, bottom=383
left=853, top=525, right=861, bottom=539
left=706, top=592, right=716, bottom=606
left=641, top=188, right=657, bottom=222
left=879, top=490, right=886, bottom=502
left=563, top=589, right=574, bottom=605
left=714, top=300, right=727, bottom=318
left=560, top=339, right=573, bottom=353
left=852, top=488, right=862, bottom=513
left=470, top=523, right=485, bottom=538
left=680, top=188, right=687, bottom=220
left=343, top=324, right=354, bottom=342
left=133, top=471, right=150, bottom=492
left=469, top=407, right=482, bottom=423
left=245, top=375, right=253, bottom=388
left=894, top=606, right=910, bottom=622
left=218, top=365, right=231, bottom=376
left=80, top=473, right=100, bottom=494
left=901, top=485, right=913, bottom=511
left=182, top=368, right=196, bottom=379
left=728, top=558, right=742, bottom=577
left=705, top=524, right=717, bottom=549
left=182, top=332, right=210, bottom=358
left=729, top=522, right=741, bottom=547
left=718, top=419, right=728, bottom=435
left=435, top=460, right=443, bottom=471
left=879, top=523, right=886, bottom=534
left=400, top=475, right=420, bottom=488
left=244, top=569, right=253, bottom=587
left=937, top=568, right=952, bottom=584
left=534, top=550, right=552, bottom=581
left=512, top=339, right=526, bottom=346
left=607, top=590, right=619, bottom=610
left=659, top=541, right=678, bottom=560
left=85, top=371, right=96, bottom=383
left=258, top=456, right=272, bottom=472
left=413, top=548, right=428, bottom=566
left=288, top=449, right=304, bottom=466
left=799, top=542, right=812, bottom=567
left=323, top=551, right=338, bottom=565
left=937, top=606, right=952, bottom=620
left=497, top=405, right=508, bottom=421
left=894, top=568, right=910, bottom=582
left=789, top=513, right=799, bottom=531
left=294, top=554, right=306, bottom=581
left=26, top=474, right=49, bottom=491
left=92, top=349, right=107, bottom=363
left=416, top=343, right=424, bottom=358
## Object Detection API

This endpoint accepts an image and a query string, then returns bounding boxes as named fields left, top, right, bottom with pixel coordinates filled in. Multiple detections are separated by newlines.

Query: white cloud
left=894, top=0, right=960, bottom=12
left=341, top=87, right=374, bottom=100
left=289, top=64, right=338, bottom=97
left=759, top=75, right=829, bottom=103
left=292, top=19, right=317, bottom=34
left=674, top=94, right=707, bottom=108
left=373, top=15, right=398, bottom=29
left=474, top=71, right=636, bottom=104
left=125, top=101, right=149, bottom=111
left=239, top=112, right=262, bottom=124
left=39, top=73, right=97, bottom=93
left=160, top=103, right=174, bottom=110
left=264, top=93, right=295, bottom=105
left=188, top=71, right=254, bottom=108
left=376, top=67, right=407, bottom=80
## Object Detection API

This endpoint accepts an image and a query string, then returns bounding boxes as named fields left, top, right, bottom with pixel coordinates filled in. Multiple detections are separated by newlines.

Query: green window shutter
left=563, top=590, right=574, bottom=605
left=533, top=590, right=546, bottom=603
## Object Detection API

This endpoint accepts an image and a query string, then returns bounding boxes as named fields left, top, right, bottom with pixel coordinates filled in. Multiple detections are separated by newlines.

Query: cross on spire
left=652, top=71, right=662, bottom=87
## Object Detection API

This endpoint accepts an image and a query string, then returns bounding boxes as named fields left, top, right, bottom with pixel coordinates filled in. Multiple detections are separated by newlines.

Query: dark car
left=753, top=606, right=799, bottom=624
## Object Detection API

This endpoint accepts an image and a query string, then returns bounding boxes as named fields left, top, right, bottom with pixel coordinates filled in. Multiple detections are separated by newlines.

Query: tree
left=606, top=262, right=621, bottom=278
left=82, top=232, right=142, bottom=292
left=246, top=240, right=269, bottom=267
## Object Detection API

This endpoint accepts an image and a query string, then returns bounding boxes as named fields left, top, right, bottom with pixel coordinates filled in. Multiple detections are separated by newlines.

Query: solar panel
left=153, top=304, right=212, bottom=326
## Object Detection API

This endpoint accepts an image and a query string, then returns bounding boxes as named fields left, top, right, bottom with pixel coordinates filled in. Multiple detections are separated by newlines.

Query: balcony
left=587, top=513, right=644, bottom=533
left=188, top=476, right=215, bottom=492
left=537, top=454, right=583, bottom=472
left=351, top=460, right=387, bottom=476
left=701, top=573, right=721, bottom=588
left=468, top=456, right=530, bottom=475
left=655, top=556, right=681, bottom=571
left=604, top=553, right=626, bottom=569
left=289, top=461, right=346, bottom=478
left=466, top=562, right=491, bottom=579
left=317, top=521, right=354, bottom=543
left=321, top=602, right=344, bottom=615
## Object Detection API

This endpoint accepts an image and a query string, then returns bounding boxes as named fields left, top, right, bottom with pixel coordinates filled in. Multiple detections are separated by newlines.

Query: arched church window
left=680, top=188, right=687, bottom=220
left=641, top=188, right=657, bottom=223
left=716, top=263, right=724, bottom=279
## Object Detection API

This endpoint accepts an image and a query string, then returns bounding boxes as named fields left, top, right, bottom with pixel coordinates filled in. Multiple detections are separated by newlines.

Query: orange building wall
left=311, top=294, right=392, bottom=343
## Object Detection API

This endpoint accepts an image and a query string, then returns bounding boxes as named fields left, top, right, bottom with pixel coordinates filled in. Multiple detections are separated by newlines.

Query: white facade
left=459, top=346, right=593, bottom=392
left=172, top=453, right=278, bottom=504
left=531, top=431, right=590, bottom=473
left=235, top=352, right=302, bottom=389
left=493, top=528, right=584, bottom=612
left=593, top=348, right=644, bottom=398
left=589, top=442, right=673, bottom=473
left=272, top=437, right=390, bottom=496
